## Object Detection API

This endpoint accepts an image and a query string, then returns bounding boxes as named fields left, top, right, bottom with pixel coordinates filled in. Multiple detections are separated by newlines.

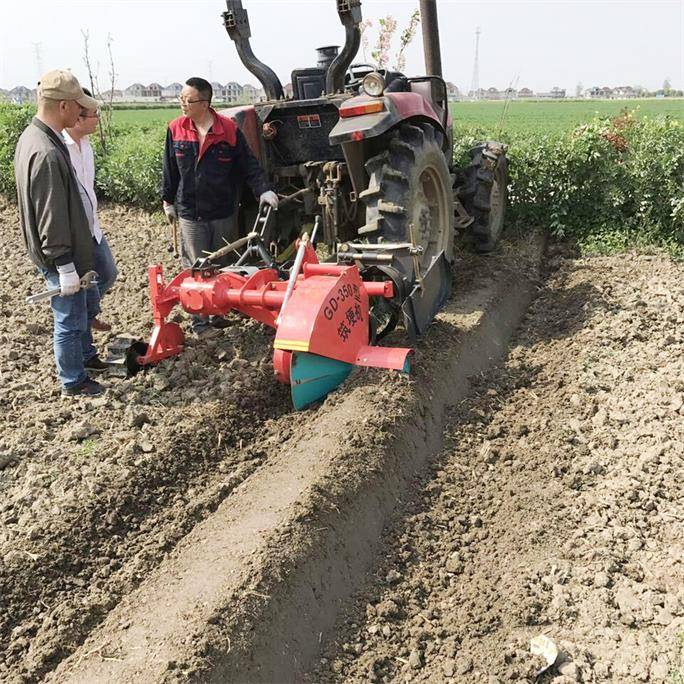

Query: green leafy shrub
left=93, top=122, right=167, bottom=210
left=0, top=103, right=35, bottom=197
left=455, top=112, right=684, bottom=256
left=1, top=103, right=682, bottom=256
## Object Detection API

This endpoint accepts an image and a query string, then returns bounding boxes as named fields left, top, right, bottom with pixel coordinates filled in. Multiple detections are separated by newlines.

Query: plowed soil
left=0, top=198, right=297, bottom=682
left=1, top=194, right=683, bottom=684
left=306, top=249, right=684, bottom=683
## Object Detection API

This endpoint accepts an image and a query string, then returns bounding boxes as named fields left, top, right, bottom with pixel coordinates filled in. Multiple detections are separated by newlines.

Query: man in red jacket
left=162, top=76, right=277, bottom=337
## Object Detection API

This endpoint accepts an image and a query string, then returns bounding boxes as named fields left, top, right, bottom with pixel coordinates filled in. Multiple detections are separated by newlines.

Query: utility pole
left=32, top=42, right=43, bottom=82
left=469, top=27, right=480, bottom=100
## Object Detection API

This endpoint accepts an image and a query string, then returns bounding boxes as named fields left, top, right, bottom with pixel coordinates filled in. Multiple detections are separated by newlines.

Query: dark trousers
left=178, top=216, right=238, bottom=331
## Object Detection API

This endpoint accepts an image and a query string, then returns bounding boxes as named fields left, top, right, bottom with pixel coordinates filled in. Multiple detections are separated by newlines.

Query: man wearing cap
left=14, top=69, right=108, bottom=397
left=162, top=76, right=278, bottom=338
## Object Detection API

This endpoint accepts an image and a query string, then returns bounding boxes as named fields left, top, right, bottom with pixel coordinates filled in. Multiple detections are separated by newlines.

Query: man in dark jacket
left=14, top=69, right=107, bottom=397
left=162, top=76, right=277, bottom=337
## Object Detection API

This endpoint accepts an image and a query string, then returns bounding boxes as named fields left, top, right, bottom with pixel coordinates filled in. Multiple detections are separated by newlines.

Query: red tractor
left=114, top=0, right=508, bottom=409
left=220, top=0, right=509, bottom=338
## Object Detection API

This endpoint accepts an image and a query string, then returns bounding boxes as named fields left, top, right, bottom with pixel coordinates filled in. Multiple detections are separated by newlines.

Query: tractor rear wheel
left=460, top=142, right=508, bottom=253
left=360, top=123, right=454, bottom=280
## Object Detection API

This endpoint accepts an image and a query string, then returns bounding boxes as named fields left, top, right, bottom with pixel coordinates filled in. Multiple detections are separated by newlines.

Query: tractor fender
left=329, top=91, right=445, bottom=146
left=218, top=105, right=262, bottom=161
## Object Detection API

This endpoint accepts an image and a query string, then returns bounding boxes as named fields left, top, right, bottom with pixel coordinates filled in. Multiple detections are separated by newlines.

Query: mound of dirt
left=307, top=248, right=684, bottom=683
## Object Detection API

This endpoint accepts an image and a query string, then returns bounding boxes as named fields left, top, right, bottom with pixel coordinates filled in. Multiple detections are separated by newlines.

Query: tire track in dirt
left=306, top=249, right=684, bottom=683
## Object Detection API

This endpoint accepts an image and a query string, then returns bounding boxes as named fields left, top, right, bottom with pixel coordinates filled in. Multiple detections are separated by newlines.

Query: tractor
left=109, top=0, right=509, bottom=409
left=220, top=0, right=509, bottom=338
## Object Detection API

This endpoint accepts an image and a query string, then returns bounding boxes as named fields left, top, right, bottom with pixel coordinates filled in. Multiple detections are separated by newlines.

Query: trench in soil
left=1, top=196, right=554, bottom=682
left=44, top=227, right=544, bottom=683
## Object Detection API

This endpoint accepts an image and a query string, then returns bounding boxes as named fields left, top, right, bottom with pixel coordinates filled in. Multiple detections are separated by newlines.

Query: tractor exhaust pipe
left=419, top=0, right=443, bottom=78
left=223, top=0, right=284, bottom=100
left=326, top=0, right=363, bottom=94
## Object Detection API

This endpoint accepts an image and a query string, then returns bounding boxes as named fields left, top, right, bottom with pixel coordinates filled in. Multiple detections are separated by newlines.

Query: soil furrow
left=306, top=249, right=684, bottom=683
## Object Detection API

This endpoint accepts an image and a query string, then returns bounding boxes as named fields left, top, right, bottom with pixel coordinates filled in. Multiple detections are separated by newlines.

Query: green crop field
left=112, top=108, right=180, bottom=125
left=450, top=98, right=683, bottom=134
left=112, top=98, right=684, bottom=134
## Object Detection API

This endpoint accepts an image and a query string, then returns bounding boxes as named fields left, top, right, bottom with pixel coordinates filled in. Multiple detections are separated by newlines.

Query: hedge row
left=1, top=103, right=682, bottom=255
left=454, top=112, right=684, bottom=254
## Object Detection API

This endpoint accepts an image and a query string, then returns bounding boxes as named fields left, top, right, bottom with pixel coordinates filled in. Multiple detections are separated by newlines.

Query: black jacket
left=162, top=109, right=270, bottom=221
left=14, top=118, right=94, bottom=276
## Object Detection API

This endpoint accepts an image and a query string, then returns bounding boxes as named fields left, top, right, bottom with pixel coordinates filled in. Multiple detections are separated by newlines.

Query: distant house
left=101, top=89, right=125, bottom=103
left=146, top=83, right=162, bottom=99
left=162, top=82, right=182, bottom=100
left=124, top=83, right=146, bottom=101
left=241, top=83, right=265, bottom=103
left=211, top=81, right=228, bottom=102
left=445, top=81, right=460, bottom=101
left=537, top=87, right=566, bottom=99
left=225, top=81, right=243, bottom=103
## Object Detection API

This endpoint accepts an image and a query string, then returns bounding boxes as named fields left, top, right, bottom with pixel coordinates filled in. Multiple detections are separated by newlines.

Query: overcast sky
left=1, top=0, right=682, bottom=93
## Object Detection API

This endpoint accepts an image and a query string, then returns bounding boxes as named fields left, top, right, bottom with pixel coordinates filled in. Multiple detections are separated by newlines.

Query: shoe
left=211, top=316, right=232, bottom=329
left=62, top=377, right=105, bottom=397
left=91, top=318, right=112, bottom=332
left=84, top=354, right=110, bottom=372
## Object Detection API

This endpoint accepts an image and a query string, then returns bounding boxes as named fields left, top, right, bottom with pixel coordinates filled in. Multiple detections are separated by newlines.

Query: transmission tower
left=32, top=42, right=43, bottom=82
left=469, top=27, right=481, bottom=100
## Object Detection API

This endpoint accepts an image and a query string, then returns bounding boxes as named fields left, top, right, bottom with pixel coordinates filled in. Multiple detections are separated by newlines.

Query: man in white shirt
left=63, top=88, right=118, bottom=333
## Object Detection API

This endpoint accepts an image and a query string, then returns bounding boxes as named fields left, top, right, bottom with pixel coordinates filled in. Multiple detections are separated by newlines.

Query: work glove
left=163, top=202, right=178, bottom=224
left=259, top=190, right=279, bottom=210
left=56, top=263, right=81, bottom=296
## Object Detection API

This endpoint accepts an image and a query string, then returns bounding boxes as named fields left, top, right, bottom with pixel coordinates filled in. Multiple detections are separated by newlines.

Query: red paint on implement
left=137, top=240, right=411, bottom=399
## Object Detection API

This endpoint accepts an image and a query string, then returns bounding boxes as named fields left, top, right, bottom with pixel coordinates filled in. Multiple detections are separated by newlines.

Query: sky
left=1, top=0, right=682, bottom=94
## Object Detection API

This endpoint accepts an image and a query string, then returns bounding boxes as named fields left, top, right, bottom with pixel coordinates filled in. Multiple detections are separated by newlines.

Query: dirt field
left=0, top=197, right=296, bottom=681
left=306, top=249, right=684, bottom=682
left=0, top=195, right=682, bottom=683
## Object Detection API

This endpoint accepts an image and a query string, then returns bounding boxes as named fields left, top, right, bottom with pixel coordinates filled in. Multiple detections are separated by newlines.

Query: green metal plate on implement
left=290, top=352, right=353, bottom=410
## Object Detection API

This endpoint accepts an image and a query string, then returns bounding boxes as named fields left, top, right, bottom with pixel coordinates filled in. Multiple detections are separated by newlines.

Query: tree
left=360, top=7, right=421, bottom=72
left=81, top=29, right=117, bottom=153
left=575, top=82, right=583, bottom=98
left=663, top=78, right=672, bottom=94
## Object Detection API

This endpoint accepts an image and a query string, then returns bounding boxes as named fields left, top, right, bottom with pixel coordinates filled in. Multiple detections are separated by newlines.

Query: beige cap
left=37, top=69, right=99, bottom=110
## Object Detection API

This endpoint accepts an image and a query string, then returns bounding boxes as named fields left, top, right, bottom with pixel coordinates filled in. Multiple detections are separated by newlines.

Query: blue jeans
left=41, top=269, right=98, bottom=389
left=86, top=236, right=118, bottom=319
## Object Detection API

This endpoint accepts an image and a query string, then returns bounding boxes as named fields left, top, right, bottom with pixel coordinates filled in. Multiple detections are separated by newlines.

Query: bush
left=0, top=103, right=35, bottom=197
left=93, top=123, right=166, bottom=211
left=454, top=112, right=684, bottom=256
left=1, top=104, right=682, bottom=256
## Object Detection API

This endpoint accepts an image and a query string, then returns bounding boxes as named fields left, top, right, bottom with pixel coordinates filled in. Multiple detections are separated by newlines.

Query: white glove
left=259, top=190, right=279, bottom=210
left=163, top=202, right=178, bottom=224
left=57, top=263, right=81, bottom=296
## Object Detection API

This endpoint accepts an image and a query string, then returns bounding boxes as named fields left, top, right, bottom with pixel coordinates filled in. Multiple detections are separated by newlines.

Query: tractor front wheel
left=459, top=142, right=509, bottom=253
